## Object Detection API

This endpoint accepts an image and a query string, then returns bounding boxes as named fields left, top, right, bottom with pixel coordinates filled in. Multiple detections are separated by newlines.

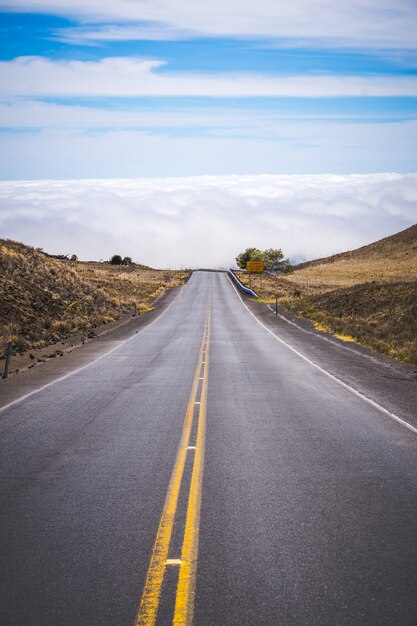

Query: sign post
left=2, top=341, right=12, bottom=379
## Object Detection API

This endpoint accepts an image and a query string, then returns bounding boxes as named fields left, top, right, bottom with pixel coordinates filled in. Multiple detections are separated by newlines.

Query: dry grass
left=286, top=255, right=417, bottom=293
left=74, top=262, right=189, bottom=313
left=286, top=281, right=417, bottom=365
left=287, top=223, right=417, bottom=295
left=0, top=239, right=190, bottom=359
left=238, top=224, right=417, bottom=365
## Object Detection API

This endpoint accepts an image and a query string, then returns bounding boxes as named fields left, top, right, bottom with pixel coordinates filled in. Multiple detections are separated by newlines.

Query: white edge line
left=0, top=290, right=180, bottom=415
left=227, top=274, right=417, bottom=435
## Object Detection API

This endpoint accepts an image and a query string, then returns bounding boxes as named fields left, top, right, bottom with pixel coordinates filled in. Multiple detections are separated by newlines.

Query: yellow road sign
left=246, top=261, right=264, bottom=273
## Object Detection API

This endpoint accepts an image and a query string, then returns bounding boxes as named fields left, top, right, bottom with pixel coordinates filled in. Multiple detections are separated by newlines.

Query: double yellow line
left=135, top=295, right=211, bottom=626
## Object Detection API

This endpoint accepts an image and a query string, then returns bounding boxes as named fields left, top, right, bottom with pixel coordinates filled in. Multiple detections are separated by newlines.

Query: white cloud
left=0, top=174, right=415, bottom=267
left=2, top=0, right=417, bottom=49
left=53, top=24, right=197, bottom=44
left=1, top=56, right=417, bottom=99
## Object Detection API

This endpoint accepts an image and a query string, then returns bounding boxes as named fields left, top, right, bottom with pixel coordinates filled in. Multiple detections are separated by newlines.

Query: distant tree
left=278, top=259, right=294, bottom=274
left=263, top=249, right=294, bottom=273
left=70, top=254, right=78, bottom=262
left=235, top=246, right=294, bottom=273
left=122, top=256, right=133, bottom=265
left=50, top=254, right=69, bottom=260
left=263, top=248, right=284, bottom=271
left=110, top=254, right=123, bottom=265
left=235, top=247, right=263, bottom=269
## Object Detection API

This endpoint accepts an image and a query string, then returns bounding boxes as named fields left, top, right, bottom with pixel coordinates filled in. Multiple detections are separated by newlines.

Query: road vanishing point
left=1, top=271, right=417, bottom=625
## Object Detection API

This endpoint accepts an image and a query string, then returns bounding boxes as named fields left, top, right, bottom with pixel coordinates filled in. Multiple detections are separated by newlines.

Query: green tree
left=122, top=256, right=133, bottom=265
left=235, top=247, right=263, bottom=269
left=235, top=246, right=294, bottom=273
left=110, top=254, right=123, bottom=265
left=278, top=259, right=294, bottom=274
left=262, top=248, right=284, bottom=271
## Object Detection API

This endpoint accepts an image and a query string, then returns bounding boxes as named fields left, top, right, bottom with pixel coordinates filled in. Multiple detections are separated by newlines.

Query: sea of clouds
left=0, top=173, right=416, bottom=268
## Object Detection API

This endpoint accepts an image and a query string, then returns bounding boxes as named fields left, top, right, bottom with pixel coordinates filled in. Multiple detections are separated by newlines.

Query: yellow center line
left=173, top=314, right=210, bottom=626
left=134, top=297, right=211, bottom=626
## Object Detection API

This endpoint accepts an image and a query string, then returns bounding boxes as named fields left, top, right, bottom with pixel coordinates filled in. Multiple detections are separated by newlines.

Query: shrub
left=9, top=334, right=29, bottom=353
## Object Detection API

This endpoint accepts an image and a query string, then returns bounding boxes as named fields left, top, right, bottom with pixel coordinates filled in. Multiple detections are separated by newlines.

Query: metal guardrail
left=227, top=270, right=258, bottom=298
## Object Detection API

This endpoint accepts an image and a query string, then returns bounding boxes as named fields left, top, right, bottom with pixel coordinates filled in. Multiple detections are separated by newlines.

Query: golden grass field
left=0, top=239, right=190, bottom=360
left=238, top=224, right=417, bottom=365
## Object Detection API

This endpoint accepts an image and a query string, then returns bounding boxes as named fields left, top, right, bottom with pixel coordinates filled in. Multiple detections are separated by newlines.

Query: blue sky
left=0, top=1, right=417, bottom=179
left=0, top=2, right=417, bottom=266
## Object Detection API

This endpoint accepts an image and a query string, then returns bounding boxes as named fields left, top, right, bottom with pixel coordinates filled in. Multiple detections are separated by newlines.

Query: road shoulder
left=0, top=286, right=181, bottom=410
left=240, top=293, right=417, bottom=430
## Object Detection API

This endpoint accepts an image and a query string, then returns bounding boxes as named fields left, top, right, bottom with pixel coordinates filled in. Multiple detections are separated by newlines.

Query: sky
left=0, top=2, right=416, bottom=265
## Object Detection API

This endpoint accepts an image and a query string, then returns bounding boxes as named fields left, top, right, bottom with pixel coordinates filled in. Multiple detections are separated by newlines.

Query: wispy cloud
left=1, top=56, right=417, bottom=98
left=2, top=1, right=417, bottom=48
left=1, top=174, right=415, bottom=267
left=0, top=99, right=410, bottom=131
left=52, top=24, right=198, bottom=45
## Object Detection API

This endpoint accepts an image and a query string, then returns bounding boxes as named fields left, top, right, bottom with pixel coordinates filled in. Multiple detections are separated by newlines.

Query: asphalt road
left=0, top=271, right=416, bottom=625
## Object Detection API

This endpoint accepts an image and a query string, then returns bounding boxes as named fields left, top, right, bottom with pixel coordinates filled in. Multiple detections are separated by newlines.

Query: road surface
left=0, top=271, right=416, bottom=625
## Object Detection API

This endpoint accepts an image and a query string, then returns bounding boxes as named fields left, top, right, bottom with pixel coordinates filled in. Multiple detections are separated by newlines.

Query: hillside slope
left=297, top=223, right=417, bottom=268
left=238, top=223, right=417, bottom=365
left=0, top=240, right=188, bottom=359
left=292, top=223, right=417, bottom=289
left=287, top=280, right=417, bottom=364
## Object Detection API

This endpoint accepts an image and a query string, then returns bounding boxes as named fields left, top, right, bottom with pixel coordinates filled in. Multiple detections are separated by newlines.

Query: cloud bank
left=0, top=174, right=416, bottom=268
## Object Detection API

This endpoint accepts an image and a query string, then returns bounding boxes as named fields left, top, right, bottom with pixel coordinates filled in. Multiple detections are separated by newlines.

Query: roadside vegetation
left=0, top=239, right=190, bottom=359
left=236, top=224, right=417, bottom=365
left=235, top=247, right=294, bottom=273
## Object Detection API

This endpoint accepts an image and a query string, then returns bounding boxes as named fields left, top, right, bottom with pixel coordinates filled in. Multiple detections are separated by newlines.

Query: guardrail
left=227, top=269, right=258, bottom=298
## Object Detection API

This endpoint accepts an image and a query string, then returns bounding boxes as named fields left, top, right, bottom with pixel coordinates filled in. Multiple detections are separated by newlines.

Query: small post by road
left=275, top=293, right=278, bottom=315
left=2, top=341, right=13, bottom=379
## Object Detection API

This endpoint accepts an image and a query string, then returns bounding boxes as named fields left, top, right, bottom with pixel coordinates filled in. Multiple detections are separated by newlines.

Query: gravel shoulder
left=0, top=286, right=181, bottom=410
left=242, top=294, right=417, bottom=428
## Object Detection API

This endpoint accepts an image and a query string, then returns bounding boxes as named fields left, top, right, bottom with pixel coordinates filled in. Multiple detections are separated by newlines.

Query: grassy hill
left=293, top=223, right=417, bottom=288
left=239, top=224, right=417, bottom=365
left=0, top=240, right=189, bottom=359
